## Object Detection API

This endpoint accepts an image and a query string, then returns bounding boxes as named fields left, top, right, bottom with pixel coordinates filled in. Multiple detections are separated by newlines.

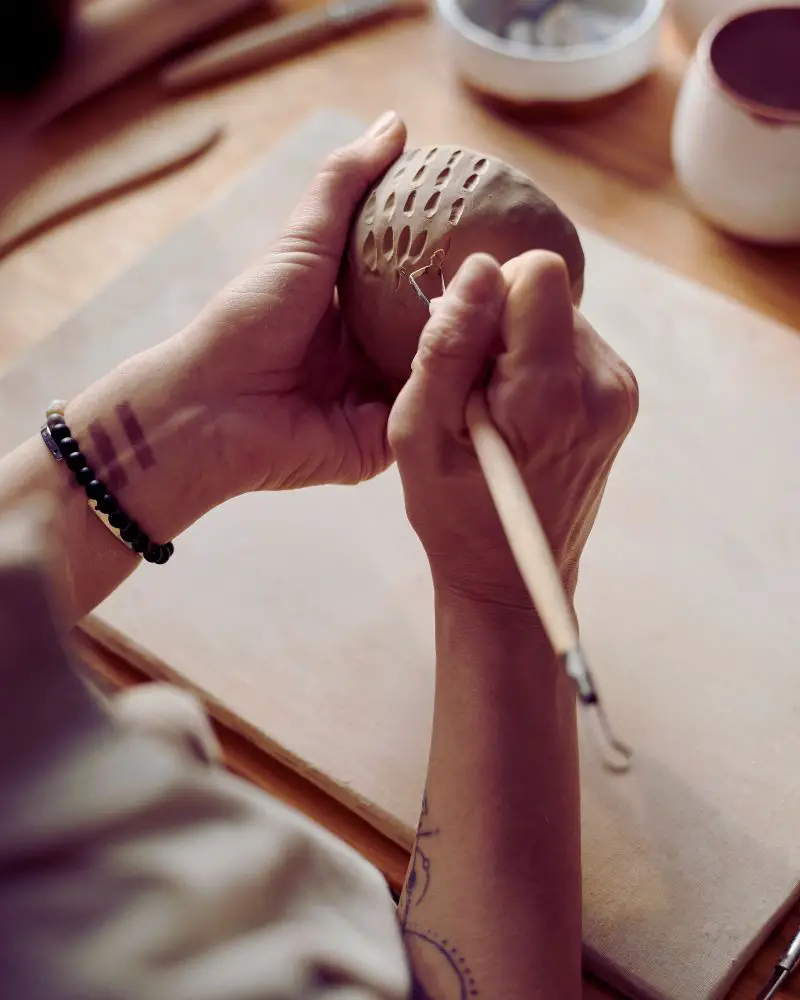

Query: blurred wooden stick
left=0, top=0, right=261, bottom=140
left=161, top=0, right=407, bottom=92
left=465, top=392, right=578, bottom=655
left=0, top=115, right=223, bottom=260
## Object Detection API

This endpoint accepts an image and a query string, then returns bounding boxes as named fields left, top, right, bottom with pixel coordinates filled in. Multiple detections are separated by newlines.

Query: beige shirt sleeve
left=0, top=505, right=410, bottom=1000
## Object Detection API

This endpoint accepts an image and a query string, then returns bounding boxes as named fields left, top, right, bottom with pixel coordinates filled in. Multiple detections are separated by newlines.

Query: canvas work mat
left=0, top=110, right=798, bottom=1000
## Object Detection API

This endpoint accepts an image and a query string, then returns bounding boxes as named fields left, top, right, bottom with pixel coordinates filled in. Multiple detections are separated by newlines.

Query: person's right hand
left=388, top=250, right=638, bottom=608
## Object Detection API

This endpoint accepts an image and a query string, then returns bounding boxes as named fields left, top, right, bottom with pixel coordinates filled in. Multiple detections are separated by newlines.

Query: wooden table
left=2, top=6, right=798, bottom=998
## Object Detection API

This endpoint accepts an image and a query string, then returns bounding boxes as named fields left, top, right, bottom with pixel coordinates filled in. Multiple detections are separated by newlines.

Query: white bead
left=46, top=399, right=66, bottom=416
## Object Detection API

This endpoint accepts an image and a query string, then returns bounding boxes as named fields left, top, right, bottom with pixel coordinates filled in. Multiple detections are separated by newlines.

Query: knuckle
left=321, top=146, right=352, bottom=176
left=492, top=371, right=580, bottom=463
left=414, top=299, right=493, bottom=370
left=387, top=409, right=418, bottom=461
left=320, top=147, right=370, bottom=196
left=583, top=354, right=639, bottom=439
left=415, top=324, right=465, bottom=368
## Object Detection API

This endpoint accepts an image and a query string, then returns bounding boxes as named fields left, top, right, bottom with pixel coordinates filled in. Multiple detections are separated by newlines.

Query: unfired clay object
left=338, top=144, right=585, bottom=382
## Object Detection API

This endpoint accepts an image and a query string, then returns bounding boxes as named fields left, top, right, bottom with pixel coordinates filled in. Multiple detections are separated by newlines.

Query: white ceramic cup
left=672, top=5, right=800, bottom=244
left=669, top=0, right=791, bottom=48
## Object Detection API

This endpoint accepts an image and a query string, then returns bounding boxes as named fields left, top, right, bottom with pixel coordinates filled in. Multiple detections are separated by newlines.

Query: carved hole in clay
left=424, top=191, right=441, bottom=217
left=383, top=192, right=396, bottom=217
left=446, top=150, right=462, bottom=167
left=383, top=226, right=394, bottom=260
left=397, top=225, right=411, bottom=262
left=473, top=157, right=488, bottom=173
left=403, top=190, right=416, bottom=216
left=435, top=167, right=451, bottom=187
left=362, top=191, right=378, bottom=226
left=424, top=147, right=439, bottom=162
left=392, top=152, right=411, bottom=182
left=393, top=268, right=402, bottom=290
left=435, top=235, right=452, bottom=264
left=449, top=198, right=466, bottom=226
left=463, top=173, right=480, bottom=192
left=362, top=230, right=378, bottom=271
left=412, top=165, right=427, bottom=186
left=409, top=231, right=427, bottom=260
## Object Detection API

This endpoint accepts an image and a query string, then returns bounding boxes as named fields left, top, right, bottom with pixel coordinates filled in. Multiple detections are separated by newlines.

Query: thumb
left=404, top=253, right=506, bottom=433
left=276, top=111, right=407, bottom=280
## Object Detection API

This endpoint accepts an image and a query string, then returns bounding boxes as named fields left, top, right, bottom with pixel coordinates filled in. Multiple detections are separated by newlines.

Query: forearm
left=0, top=333, right=230, bottom=624
left=401, top=589, right=582, bottom=1000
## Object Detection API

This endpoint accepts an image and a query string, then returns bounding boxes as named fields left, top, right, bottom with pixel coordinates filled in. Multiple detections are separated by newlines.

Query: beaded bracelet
left=41, top=400, right=174, bottom=565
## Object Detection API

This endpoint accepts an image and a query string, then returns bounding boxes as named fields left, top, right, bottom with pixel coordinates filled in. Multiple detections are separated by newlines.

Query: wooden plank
left=0, top=17, right=796, bottom=368
left=1, top=111, right=798, bottom=1000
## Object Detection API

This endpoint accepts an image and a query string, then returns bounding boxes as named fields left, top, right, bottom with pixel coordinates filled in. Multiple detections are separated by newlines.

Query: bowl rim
left=697, top=5, right=800, bottom=124
left=435, top=0, right=665, bottom=63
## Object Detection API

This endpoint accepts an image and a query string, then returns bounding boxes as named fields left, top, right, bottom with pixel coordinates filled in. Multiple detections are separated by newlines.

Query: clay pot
left=338, top=144, right=585, bottom=384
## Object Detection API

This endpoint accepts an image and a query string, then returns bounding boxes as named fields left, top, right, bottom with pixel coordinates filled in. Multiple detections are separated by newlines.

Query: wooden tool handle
left=162, top=8, right=336, bottom=90
left=161, top=0, right=400, bottom=91
left=0, top=117, right=222, bottom=260
left=465, top=393, right=578, bottom=655
left=0, top=0, right=259, bottom=141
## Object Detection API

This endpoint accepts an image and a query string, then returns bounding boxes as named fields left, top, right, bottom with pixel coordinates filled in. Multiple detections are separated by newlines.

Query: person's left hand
left=178, top=110, right=406, bottom=495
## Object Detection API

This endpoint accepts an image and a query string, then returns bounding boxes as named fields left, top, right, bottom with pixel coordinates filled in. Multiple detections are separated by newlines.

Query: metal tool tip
left=585, top=702, right=634, bottom=775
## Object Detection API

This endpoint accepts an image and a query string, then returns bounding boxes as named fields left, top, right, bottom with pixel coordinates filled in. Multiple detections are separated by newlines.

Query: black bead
left=49, top=420, right=70, bottom=438
left=119, top=522, right=141, bottom=545
left=75, top=466, right=94, bottom=486
left=47, top=412, right=65, bottom=428
left=144, top=543, right=162, bottom=564
left=95, top=493, right=117, bottom=515
left=65, top=451, right=86, bottom=472
left=108, top=510, right=130, bottom=530
left=57, top=435, right=77, bottom=455
left=165, top=542, right=175, bottom=556
left=84, top=479, right=106, bottom=501
left=132, top=534, right=150, bottom=554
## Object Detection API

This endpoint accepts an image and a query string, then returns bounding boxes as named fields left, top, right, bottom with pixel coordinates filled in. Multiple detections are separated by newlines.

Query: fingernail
left=366, top=110, right=399, bottom=139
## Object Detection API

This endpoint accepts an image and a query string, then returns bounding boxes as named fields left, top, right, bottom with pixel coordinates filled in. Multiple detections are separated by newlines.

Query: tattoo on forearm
left=88, top=421, right=128, bottom=491
left=402, top=792, right=479, bottom=998
left=116, top=402, right=155, bottom=471
left=401, top=792, right=438, bottom=926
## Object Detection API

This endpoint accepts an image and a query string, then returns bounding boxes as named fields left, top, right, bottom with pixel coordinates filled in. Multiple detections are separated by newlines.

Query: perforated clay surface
left=339, top=144, right=585, bottom=382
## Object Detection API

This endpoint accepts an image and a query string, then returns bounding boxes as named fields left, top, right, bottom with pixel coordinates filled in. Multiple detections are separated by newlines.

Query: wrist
left=432, top=582, right=576, bottom=712
left=65, top=336, right=235, bottom=544
left=434, top=580, right=553, bottom=663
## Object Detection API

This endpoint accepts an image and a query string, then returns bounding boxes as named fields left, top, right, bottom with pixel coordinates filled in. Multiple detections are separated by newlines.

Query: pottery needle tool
left=755, top=926, right=800, bottom=1000
left=408, top=253, right=633, bottom=774
left=160, top=0, right=416, bottom=92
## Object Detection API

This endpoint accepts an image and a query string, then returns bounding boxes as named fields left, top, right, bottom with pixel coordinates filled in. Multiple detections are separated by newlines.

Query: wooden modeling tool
left=0, top=117, right=223, bottom=260
left=0, top=0, right=259, bottom=141
left=408, top=253, right=633, bottom=774
left=161, top=0, right=413, bottom=92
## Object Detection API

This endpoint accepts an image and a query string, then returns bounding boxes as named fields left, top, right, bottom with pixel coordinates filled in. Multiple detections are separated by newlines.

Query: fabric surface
left=0, top=501, right=410, bottom=1000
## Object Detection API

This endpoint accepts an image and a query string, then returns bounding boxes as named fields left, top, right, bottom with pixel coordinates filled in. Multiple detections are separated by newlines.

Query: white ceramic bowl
left=434, top=0, right=665, bottom=104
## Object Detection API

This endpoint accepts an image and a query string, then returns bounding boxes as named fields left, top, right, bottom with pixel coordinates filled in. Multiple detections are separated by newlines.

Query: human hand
left=388, top=250, right=638, bottom=608
left=176, top=110, right=406, bottom=496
